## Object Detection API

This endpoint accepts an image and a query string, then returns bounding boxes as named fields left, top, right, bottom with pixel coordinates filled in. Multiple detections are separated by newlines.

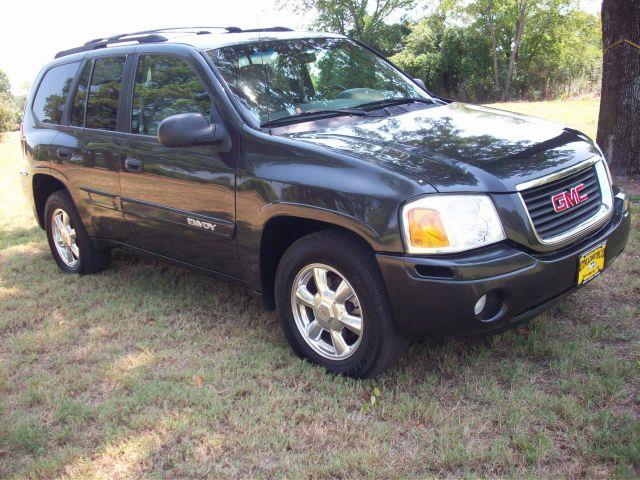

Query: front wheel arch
left=258, top=214, right=378, bottom=310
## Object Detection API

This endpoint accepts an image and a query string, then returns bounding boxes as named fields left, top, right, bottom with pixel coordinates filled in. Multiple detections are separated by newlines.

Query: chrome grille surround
left=516, top=156, right=614, bottom=247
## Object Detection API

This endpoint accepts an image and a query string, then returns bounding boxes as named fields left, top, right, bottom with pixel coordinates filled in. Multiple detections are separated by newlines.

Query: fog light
left=474, top=290, right=505, bottom=322
left=474, top=294, right=487, bottom=316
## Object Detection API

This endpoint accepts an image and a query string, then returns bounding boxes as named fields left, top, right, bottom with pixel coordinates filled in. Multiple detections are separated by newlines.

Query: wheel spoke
left=306, top=320, right=323, bottom=341
left=313, top=267, right=329, bottom=294
left=61, top=211, right=70, bottom=226
left=339, top=312, right=362, bottom=335
left=70, top=244, right=80, bottom=258
left=331, top=329, right=349, bottom=356
left=64, top=246, right=75, bottom=263
left=295, top=285, right=315, bottom=307
left=54, top=215, right=65, bottom=232
left=333, top=280, right=353, bottom=303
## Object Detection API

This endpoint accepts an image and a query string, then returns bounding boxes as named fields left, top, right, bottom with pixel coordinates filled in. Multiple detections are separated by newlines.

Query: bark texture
left=597, top=0, right=640, bottom=176
left=504, top=0, right=527, bottom=100
left=487, top=0, right=501, bottom=91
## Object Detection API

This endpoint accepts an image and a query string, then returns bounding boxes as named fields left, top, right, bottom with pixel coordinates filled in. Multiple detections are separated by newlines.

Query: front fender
left=259, top=201, right=382, bottom=249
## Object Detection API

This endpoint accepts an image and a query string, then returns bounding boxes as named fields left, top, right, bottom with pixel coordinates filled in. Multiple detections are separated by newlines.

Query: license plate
left=578, top=241, right=606, bottom=286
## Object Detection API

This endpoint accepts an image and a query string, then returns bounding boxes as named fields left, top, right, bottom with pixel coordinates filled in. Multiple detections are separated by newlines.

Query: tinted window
left=86, top=56, right=126, bottom=131
left=70, top=62, right=91, bottom=127
left=210, top=38, right=428, bottom=124
left=32, top=62, right=80, bottom=124
left=131, top=55, right=211, bottom=136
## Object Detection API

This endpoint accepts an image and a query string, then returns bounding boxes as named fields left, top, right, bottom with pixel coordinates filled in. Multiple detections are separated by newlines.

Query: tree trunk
left=487, top=0, right=501, bottom=93
left=597, top=0, right=640, bottom=176
left=504, top=0, right=527, bottom=100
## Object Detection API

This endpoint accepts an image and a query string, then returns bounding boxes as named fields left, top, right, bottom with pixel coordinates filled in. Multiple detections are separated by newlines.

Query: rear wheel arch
left=33, top=174, right=68, bottom=229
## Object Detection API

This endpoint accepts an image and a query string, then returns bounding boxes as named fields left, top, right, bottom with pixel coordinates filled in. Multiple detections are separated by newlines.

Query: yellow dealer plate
left=578, top=241, right=606, bottom=286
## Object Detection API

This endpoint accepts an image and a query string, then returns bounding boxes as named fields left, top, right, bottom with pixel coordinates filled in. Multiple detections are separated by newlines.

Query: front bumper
left=377, top=193, right=631, bottom=338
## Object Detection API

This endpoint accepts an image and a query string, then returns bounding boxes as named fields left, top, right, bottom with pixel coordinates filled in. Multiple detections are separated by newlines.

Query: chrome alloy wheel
left=51, top=208, right=79, bottom=268
left=291, top=263, right=363, bottom=360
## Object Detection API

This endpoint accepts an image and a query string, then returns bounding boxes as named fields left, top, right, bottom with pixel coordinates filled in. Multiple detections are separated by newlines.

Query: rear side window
left=85, top=56, right=126, bottom=131
left=32, top=62, right=80, bottom=124
left=131, top=55, right=211, bottom=136
left=70, top=62, right=92, bottom=127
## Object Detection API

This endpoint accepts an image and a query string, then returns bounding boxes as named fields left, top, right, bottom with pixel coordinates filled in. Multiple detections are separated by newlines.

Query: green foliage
left=283, top=0, right=414, bottom=54
left=283, top=0, right=602, bottom=102
left=393, top=0, right=602, bottom=101
left=0, top=69, right=18, bottom=134
left=0, top=93, right=18, bottom=135
left=0, top=70, right=11, bottom=95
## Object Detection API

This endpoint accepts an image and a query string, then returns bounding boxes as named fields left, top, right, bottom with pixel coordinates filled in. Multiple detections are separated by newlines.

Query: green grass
left=486, top=97, right=600, bottom=139
left=0, top=98, right=639, bottom=478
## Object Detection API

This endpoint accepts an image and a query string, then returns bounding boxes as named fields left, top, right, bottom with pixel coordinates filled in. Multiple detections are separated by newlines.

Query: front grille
left=520, top=165, right=602, bottom=240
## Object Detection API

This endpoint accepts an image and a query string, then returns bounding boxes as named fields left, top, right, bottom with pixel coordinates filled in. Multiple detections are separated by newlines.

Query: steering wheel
left=322, top=83, right=347, bottom=98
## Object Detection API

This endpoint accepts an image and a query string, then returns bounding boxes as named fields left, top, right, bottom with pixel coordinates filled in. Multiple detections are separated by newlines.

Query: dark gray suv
left=20, top=27, right=631, bottom=377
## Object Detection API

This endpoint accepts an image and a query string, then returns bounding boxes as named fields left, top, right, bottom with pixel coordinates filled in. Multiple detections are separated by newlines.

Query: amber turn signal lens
left=407, top=208, right=450, bottom=248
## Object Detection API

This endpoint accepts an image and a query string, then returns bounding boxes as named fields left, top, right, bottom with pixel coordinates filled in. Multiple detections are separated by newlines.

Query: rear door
left=118, top=51, right=239, bottom=276
left=54, top=53, right=131, bottom=241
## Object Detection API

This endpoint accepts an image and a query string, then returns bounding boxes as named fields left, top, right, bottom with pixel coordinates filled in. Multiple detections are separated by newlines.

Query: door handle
left=124, top=157, right=143, bottom=173
left=56, top=147, right=72, bottom=161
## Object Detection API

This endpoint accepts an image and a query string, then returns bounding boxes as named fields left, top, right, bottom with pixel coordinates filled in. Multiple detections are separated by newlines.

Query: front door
left=119, top=53, right=239, bottom=276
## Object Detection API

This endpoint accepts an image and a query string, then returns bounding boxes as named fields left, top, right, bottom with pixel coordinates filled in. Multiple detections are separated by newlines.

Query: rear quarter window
left=32, top=62, right=80, bottom=124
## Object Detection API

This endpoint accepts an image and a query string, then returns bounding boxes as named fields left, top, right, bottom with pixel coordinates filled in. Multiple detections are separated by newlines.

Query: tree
left=0, top=69, right=17, bottom=135
left=0, top=70, right=11, bottom=95
left=597, top=0, right=639, bottom=176
left=280, top=0, right=414, bottom=54
left=487, top=0, right=501, bottom=92
left=503, top=0, right=527, bottom=99
left=392, top=0, right=600, bottom=102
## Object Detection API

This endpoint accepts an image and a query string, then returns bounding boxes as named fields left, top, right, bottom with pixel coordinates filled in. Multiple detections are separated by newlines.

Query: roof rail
left=81, top=26, right=293, bottom=44
left=225, top=26, right=293, bottom=33
left=54, top=34, right=168, bottom=59
left=54, top=26, right=295, bottom=59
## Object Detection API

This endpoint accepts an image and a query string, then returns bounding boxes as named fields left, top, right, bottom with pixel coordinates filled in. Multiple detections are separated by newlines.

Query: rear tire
left=275, top=229, right=408, bottom=378
left=44, top=190, right=110, bottom=274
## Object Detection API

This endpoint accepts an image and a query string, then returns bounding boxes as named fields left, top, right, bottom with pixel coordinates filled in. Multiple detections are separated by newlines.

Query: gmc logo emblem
left=551, top=183, right=588, bottom=213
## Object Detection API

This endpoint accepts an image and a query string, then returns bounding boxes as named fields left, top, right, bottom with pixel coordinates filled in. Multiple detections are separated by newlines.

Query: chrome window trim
left=516, top=156, right=613, bottom=247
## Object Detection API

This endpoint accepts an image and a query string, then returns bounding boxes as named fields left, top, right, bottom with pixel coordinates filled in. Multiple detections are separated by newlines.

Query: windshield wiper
left=358, top=97, right=435, bottom=110
left=261, top=108, right=368, bottom=128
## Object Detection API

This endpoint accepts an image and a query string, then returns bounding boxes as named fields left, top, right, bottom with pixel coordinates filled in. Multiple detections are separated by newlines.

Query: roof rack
left=225, top=26, right=293, bottom=33
left=54, top=26, right=295, bottom=59
left=54, top=34, right=168, bottom=58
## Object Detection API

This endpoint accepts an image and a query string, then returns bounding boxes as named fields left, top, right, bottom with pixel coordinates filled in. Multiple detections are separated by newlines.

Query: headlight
left=401, top=195, right=506, bottom=254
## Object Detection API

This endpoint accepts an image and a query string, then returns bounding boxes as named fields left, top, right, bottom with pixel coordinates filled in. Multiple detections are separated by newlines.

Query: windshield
left=208, top=38, right=431, bottom=125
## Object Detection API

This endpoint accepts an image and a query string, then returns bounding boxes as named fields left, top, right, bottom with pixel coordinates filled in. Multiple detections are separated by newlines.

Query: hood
left=280, top=102, right=599, bottom=193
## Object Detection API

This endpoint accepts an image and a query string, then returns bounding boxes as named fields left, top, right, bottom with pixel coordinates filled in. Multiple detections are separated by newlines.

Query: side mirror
left=414, top=78, right=427, bottom=91
left=157, top=113, right=228, bottom=148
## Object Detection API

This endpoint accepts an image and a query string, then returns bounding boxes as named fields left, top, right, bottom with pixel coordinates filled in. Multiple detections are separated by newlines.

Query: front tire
left=44, top=190, right=110, bottom=274
left=275, top=229, right=408, bottom=378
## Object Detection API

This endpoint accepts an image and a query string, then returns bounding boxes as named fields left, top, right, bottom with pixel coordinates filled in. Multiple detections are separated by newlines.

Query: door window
left=131, top=55, right=211, bottom=136
left=32, top=61, right=80, bottom=124
left=70, top=61, right=92, bottom=127
left=85, top=56, right=126, bottom=131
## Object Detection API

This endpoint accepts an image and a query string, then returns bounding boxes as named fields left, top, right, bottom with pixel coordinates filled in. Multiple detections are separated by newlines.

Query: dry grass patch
left=0, top=115, right=638, bottom=479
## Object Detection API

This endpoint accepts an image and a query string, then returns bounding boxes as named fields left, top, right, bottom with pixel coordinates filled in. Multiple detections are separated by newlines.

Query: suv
left=20, top=27, right=631, bottom=377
